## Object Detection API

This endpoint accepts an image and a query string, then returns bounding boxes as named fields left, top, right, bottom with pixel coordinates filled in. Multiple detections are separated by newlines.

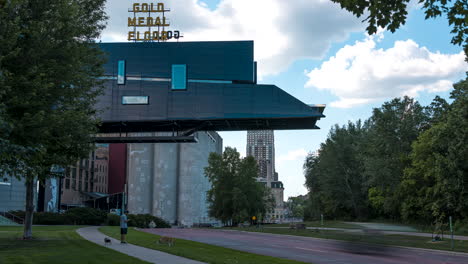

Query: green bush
left=33, top=212, right=66, bottom=225
left=9, top=209, right=171, bottom=228
left=454, top=220, right=468, bottom=235
left=64, top=207, right=107, bottom=225
left=107, top=213, right=120, bottom=226
left=127, top=214, right=171, bottom=228
left=9, top=208, right=106, bottom=225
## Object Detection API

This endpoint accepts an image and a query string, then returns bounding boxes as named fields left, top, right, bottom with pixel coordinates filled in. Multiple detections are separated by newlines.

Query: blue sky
left=102, top=0, right=467, bottom=199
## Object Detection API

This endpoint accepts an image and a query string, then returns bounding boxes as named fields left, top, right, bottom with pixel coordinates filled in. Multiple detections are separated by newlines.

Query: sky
left=101, top=0, right=467, bottom=199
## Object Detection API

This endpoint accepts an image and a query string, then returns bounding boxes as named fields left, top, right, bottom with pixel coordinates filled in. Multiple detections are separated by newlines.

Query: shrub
left=64, top=207, right=107, bottom=225
left=127, top=214, right=170, bottom=228
left=454, top=220, right=468, bottom=235
left=107, top=213, right=120, bottom=226
left=33, top=212, right=66, bottom=225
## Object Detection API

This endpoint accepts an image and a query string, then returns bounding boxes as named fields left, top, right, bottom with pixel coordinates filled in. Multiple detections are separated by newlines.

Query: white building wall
left=127, top=131, right=222, bottom=226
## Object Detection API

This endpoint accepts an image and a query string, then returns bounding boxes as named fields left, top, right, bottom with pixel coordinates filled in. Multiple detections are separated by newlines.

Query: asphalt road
left=269, top=227, right=468, bottom=241
left=142, top=228, right=468, bottom=264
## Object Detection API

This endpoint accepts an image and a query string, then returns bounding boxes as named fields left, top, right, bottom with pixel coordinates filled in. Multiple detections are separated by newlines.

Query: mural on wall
left=45, top=178, right=59, bottom=212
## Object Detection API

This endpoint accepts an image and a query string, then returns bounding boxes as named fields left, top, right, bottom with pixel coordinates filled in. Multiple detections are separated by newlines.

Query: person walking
left=120, top=210, right=129, bottom=244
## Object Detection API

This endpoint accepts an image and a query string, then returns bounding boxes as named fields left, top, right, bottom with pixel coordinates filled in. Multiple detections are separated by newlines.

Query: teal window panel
left=118, top=60, right=126, bottom=85
left=172, top=64, right=187, bottom=90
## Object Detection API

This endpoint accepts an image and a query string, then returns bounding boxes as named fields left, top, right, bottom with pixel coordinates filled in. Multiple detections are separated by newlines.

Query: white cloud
left=101, top=0, right=364, bottom=77
left=277, top=148, right=308, bottom=165
left=305, top=33, right=468, bottom=108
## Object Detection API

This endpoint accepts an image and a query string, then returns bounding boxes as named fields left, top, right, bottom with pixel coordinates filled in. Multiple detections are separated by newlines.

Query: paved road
left=269, top=226, right=468, bottom=241
left=143, top=228, right=468, bottom=264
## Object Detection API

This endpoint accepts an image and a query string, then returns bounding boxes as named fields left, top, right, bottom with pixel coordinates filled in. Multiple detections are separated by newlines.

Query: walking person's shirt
left=120, top=214, right=128, bottom=228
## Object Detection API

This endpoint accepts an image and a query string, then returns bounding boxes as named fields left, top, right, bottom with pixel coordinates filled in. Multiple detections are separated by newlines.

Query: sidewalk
left=77, top=226, right=206, bottom=264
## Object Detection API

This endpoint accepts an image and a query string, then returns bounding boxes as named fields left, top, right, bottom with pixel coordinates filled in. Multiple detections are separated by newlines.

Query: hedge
left=9, top=208, right=106, bottom=225
left=8, top=208, right=170, bottom=228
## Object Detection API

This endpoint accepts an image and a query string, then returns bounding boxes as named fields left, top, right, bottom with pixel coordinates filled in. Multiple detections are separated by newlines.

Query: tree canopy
left=205, top=147, right=274, bottom=225
left=331, top=0, right=468, bottom=55
left=0, top=0, right=108, bottom=239
left=304, top=86, right=467, bottom=226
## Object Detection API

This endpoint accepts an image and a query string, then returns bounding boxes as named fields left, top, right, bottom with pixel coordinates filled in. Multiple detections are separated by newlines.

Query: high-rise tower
left=246, top=130, right=275, bottom=182
left=247, top=130, right=286, bottom=222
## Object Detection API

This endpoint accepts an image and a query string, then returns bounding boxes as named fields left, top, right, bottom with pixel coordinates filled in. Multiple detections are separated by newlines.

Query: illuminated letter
left=144, top=31, right=151, bottom=41
left=141, top=3, right=148, bottom=12
left=136, top=31, right=143, bottom=41
left=147, top=17, right=154, bottom=26
left=161, top=31, right=167, bottom=40
left=152, top=31, right=160, bottom=41
left=174, top=31, right=180, bottom=39
left=128, top=17, right=136, bottom=26
left=162, top=17, right=170, bottom=27
left=157, top=3, right=164, bottom=12
left=138, top=17, right=145, bottom=26
left=128, top=31, right=135, bottom=41
left=133, top=3, right=140, bottom=12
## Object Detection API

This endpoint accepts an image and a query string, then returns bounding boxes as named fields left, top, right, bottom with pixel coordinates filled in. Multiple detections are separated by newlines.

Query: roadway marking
left=295, top=247, right=329, bottom=253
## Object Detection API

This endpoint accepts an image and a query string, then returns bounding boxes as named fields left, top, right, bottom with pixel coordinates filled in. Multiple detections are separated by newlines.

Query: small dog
left=157, top=236, right=175, bottom=247
left=104, top=237, right=112, bottom=245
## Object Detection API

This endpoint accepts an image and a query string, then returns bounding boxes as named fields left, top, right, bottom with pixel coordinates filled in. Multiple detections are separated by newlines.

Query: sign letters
left=128, top=2, right=182, bottom=42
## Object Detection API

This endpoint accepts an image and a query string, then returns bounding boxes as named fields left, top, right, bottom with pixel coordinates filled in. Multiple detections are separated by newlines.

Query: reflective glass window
left=172, top=64, right=187, bottom=90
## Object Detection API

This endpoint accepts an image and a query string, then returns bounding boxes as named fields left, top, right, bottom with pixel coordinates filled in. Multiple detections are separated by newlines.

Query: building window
left=122, top=96, right=149, bottom=105
left=117, top=60, right=126, bottom=85
left=172, top=64, right=187, bottom=90
left=0, top=177, right=11, bottom=186
left=65, top=179, right=70, bottom=189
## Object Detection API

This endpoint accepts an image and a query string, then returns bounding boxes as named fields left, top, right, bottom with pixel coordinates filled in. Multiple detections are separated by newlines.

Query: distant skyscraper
left=247, top=130, right=286, bottom=222
left=246, top=130, right=275, bottom=181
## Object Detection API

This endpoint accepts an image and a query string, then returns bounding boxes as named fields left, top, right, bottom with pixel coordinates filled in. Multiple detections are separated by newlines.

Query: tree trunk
left=23, top=178, right=35, bottom=240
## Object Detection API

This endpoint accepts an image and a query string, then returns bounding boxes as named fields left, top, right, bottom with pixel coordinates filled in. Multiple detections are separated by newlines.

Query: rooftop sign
left=128, top=2, right=181, bottom=42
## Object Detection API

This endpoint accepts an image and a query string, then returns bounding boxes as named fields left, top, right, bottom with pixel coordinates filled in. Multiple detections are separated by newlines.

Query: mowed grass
left=100, top=226, right=308, bottom=264
left=0, top=225, right=150, bottom=264
left=229, top=227, right=468, bottom=253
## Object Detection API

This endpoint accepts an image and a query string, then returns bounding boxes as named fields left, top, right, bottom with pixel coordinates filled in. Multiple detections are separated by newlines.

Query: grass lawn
left=229, top=227, right=468, bottom=253
left=100, top=226, right=308, bottom=264
left=271, top=221, right=360, bottom=229
left=0, top=225, right=150, bottom=264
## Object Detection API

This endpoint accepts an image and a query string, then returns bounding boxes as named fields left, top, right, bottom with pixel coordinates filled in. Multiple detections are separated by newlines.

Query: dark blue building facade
left=96, top=41, right=325, bottom=134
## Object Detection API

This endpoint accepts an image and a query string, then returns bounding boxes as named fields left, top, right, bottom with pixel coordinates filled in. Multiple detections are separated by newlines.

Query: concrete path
left=143, top=228, right=468, bottom=264
left=76, top=226, right=206, bottom=264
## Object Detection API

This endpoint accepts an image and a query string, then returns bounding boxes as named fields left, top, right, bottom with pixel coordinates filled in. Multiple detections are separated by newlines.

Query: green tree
left=304, top=121, right=369, bottom=219
left=331, top=0, right=468, bottom=55
left=0, top=0, right=107, bottom=239
left=364, top=97, right=428, bottom=219
left=401, top=78, right=468, bottom=223
left=205, top=147, right=272, bottom=225
left=285, top=195, right=307, bottom=219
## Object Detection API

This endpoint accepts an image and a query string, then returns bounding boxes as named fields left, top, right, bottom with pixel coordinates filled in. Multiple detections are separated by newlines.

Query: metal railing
left=0, top=211, right=24, bottom=224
